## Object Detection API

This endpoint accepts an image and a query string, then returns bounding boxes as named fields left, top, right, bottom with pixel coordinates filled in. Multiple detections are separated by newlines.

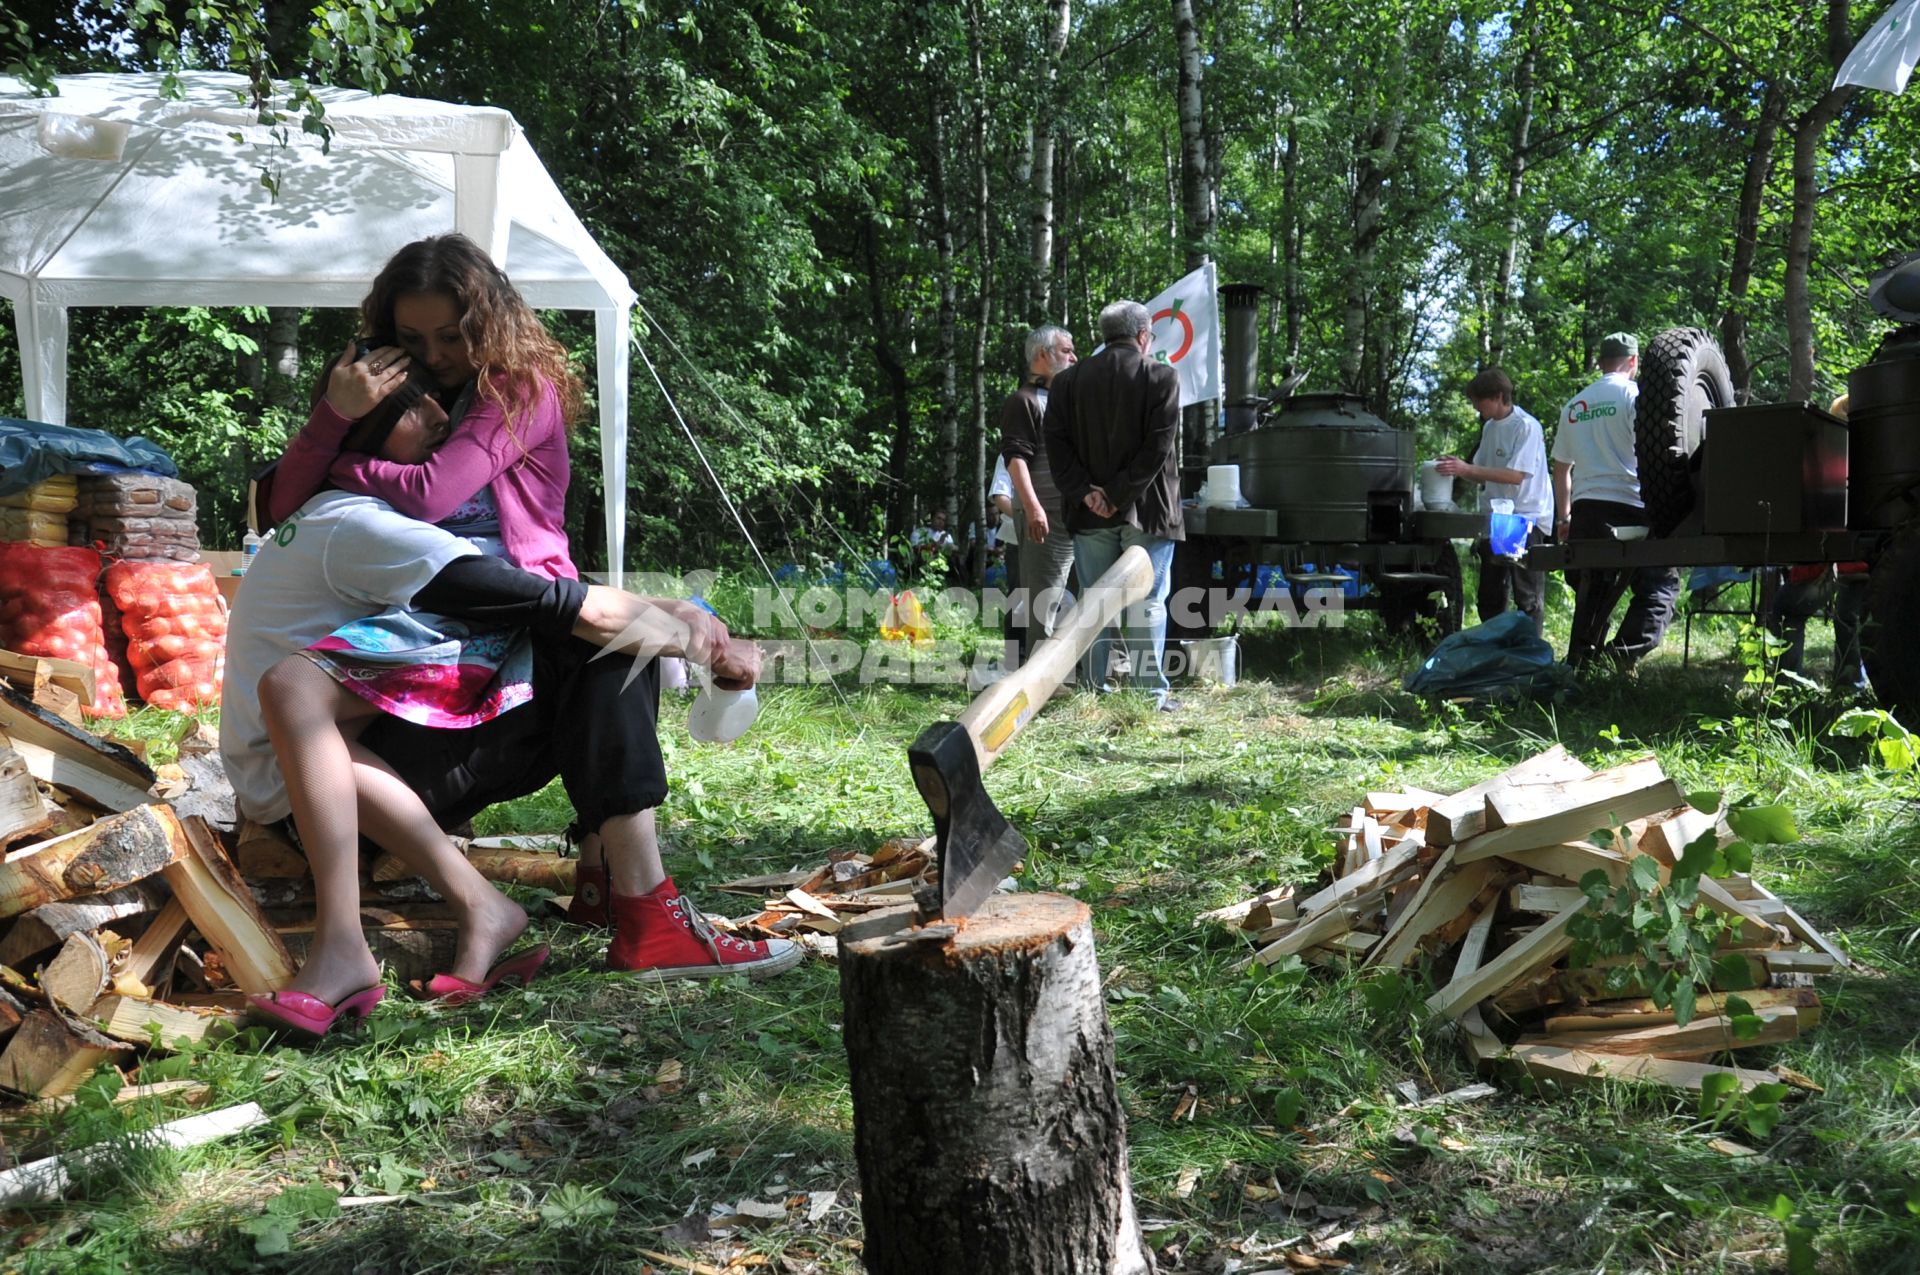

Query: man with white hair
left=1042, top=300, right=1184, bottom=709
left=998, top=324, right=1078, bottom=660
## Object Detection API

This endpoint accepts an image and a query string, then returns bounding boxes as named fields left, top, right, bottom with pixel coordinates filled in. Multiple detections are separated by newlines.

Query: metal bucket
left=1187, top=635, right=1239, bottom=686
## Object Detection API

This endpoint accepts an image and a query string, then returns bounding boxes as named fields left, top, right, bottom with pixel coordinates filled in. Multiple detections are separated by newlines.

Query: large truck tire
left=1863, top=525, right=1920, bottom=728
left=1634, top=327, right=1735, bottom=535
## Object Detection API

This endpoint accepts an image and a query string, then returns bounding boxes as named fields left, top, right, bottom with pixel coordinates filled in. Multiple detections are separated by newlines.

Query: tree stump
left=838, top=892, right=1153, bottom=1275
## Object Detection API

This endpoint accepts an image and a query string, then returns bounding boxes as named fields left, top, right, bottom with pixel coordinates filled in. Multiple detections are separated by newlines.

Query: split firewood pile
left=714, top=839, right=935, bottom=955
left=1203, top=745, right=1847, bottom=1096
left=0, top=666, right=281, bottom=1111
left=0, top=649, right=601, bottom=1114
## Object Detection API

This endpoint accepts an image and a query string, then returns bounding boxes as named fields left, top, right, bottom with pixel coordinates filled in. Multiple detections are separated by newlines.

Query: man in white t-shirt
left=1549, top=331, right=1680, bottom=669
left=1436, top=367, right=1550, bottom=630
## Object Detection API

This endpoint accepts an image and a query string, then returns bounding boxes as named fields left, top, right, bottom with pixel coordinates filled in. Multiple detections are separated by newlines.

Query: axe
left=909, top=545, right=1158, bottom=921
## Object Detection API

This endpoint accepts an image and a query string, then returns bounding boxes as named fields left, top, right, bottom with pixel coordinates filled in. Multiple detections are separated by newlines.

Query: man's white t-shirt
left=1552, top=372, right=1642, bottom=507
left=989, top=454, right=1018, bottom=546
left=1472, top=405, right=1552, bottom=531
left=219, top=492, right=479, bottom=823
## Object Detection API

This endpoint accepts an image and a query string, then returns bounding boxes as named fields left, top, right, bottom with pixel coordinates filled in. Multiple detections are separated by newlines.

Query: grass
left=8, top=577, right=1920, bottom=1273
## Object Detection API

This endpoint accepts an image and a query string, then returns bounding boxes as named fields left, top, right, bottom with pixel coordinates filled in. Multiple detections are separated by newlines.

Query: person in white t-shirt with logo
left=1548, top=331, right=1681, bottom=669
left=1436, top=367, right=1550, bottom=630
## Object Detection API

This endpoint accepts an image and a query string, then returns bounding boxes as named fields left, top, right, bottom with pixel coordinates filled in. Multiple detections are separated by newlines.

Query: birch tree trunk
left=1029, top=0, right=1071, bottom=322
left=1341, top=28, right=1409, bottom=394
left=1171, top=0, right=1212, bottom=269
left=931, top=90, right=962, bottom=526
left=263, top=307, right=301, bottom=410
left=1162, top=131, right=1179, bottom=269
left=1282, top=0, right=1304, bottom=376
left=1490, top=14, right=1538, bottom=369
left=1786, top=0, right=1854, bottom=403
left=1724, top=82, right=1786, bottom=402
left=969, top=0, right=994, bottom=586
left=1172, top=0, right=1213, bottom=491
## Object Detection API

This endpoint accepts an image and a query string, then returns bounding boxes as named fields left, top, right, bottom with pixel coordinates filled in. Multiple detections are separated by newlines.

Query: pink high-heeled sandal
left=247, top=984, right=387, bottom=1039
left=418, top=944, right=550, bottom=1005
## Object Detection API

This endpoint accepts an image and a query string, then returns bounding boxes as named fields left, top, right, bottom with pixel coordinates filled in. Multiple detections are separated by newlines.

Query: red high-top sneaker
left=567, top=861, right=609, bottom=928
left=608, top=878, right=801, bottom=981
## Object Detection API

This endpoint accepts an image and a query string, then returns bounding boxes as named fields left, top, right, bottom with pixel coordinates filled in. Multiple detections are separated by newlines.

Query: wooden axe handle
left=955, top=544, right=1156, bottom=773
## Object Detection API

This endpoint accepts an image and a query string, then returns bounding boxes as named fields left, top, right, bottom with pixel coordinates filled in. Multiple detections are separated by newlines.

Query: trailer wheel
left=1634, top=327, right=1735, bottom=536
left=1863, top=525, right=1920, bottom=726
left=1379, top=541, right=1463, bottom=645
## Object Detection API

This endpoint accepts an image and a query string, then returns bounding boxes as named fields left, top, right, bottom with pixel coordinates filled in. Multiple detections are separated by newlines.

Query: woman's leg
left=351, top=746, right=530, bottom=984
left=258, top=655, right=385, bottom=1005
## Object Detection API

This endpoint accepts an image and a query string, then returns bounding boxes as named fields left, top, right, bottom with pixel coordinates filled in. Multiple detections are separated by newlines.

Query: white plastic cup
left=1418, top=460, right=1455, bottom=511
left=687, top=666, right=760, bottom=744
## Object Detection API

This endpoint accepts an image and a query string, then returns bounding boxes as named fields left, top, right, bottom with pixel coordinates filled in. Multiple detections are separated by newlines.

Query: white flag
left=1836, top=0, right=1920, bottom=93
left=1145, top=262, right=1221, bottom=407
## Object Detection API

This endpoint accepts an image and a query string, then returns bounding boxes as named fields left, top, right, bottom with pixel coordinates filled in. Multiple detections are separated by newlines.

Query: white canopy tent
left=0, top=71, right=636, bottom=582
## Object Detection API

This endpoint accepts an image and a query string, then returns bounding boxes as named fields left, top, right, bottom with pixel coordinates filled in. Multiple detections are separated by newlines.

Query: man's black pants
left=1474, top=525, right=1549, bottom=631
left=357, top=556, right=668, bottom=835
left=1565, top=500, right=1681, bottom=667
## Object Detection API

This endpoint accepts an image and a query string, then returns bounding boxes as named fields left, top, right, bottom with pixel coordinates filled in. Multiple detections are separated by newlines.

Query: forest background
left=3, top=0, right=1917, bottom=574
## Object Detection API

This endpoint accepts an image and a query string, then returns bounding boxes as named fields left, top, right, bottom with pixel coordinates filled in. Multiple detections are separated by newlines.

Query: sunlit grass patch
left=15, top=609, right=1920, bottom=1271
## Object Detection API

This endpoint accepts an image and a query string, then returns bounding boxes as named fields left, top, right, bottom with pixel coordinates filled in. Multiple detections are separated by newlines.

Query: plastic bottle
left=236, top=529, right=264, bottom=576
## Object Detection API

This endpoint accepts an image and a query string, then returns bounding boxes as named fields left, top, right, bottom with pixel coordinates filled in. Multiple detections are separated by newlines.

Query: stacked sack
left=0, top=544, right=128, bottom=718
left=103, top=561, right=225, bottom=711
left=0, top=475, right=79, bottom=548
left=71, top=473, right=200, bottom=562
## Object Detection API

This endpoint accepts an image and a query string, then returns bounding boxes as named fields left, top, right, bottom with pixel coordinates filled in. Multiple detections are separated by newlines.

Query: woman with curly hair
left=245, top=237, right=795, bottom=1023
left=267, top=233, right=581, bottom=580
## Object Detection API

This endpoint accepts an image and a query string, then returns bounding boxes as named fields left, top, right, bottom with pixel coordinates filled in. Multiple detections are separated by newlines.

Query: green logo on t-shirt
left=1566, top=397, right=1618, bottom=425
left=275, top=522, right=297, bottom=547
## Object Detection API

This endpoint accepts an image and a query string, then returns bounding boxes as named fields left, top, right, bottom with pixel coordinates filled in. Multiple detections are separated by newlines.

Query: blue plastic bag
left=0, top=418, right=177, bottom=496
left=1488, top=510, right=1530, bottom=560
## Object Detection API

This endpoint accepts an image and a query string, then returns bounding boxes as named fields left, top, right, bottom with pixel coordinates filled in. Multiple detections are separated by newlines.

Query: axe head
left=908, top=720, right=1027, bottom=921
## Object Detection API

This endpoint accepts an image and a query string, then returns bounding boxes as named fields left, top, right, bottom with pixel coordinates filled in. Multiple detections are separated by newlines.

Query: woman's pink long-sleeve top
left=269, top=376, right=577, bottom=580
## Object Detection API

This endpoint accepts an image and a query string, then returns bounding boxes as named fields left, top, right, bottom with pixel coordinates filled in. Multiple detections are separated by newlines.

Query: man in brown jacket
left=998, top=323, right=1078, bottom=661
left=1043, top=299, right=1184, bottom=709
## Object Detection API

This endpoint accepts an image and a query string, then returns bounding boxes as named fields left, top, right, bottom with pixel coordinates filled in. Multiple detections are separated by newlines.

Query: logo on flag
left=1835, top=0, right=1920, bottom=93
left=1145, top=262, right=1221, bottom=407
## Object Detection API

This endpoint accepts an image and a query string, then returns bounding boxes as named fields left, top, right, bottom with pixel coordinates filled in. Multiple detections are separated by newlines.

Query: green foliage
left=1766, top=1192, right=1821, bottom=1275
left=11, top=0, right=1919, bottom=567
left=1829, top=707, right=1919, bottom=773
left=238, top=1185, right=341, bottom=1257
left=537, top=1182, right=618, bottom=1233
left=1698, top=1072, right=1793, bottom=1143
left=1568, top=790, right=1801, bottom=1028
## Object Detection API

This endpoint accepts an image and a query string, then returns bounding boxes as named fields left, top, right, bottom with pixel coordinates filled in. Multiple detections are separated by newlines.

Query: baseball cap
left=1600, top=332, right=1639, bottom=360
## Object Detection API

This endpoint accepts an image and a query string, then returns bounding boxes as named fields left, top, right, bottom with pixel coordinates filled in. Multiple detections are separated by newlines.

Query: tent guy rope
left=631, top=320, right=863, bottom=723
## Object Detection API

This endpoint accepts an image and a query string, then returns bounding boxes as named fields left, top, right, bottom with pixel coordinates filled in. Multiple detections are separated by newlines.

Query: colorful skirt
left=306, top=607, right=533, bottom=729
